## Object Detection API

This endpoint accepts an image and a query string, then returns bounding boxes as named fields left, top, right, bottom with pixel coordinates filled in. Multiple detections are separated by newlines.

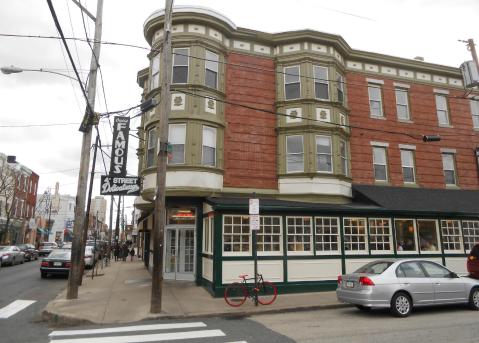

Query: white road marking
left=50, top=329, right=225, bottom=343
left=49, top=322, right=207, bottom=337
left=225, top=341, right=248, bottom=343
left=0, top=300, right=36, bottom=319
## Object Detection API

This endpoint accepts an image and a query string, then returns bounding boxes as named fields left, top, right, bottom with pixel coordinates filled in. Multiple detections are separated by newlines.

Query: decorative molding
left=253, top=44, right=271, bottom=54
left=205, top=97, right=216, bottom=114
left=233, top=40, right=251, bottom=51
left=399, top=144, right=416, bottom=150
left=393, top=82, right=410, bottom=88
left=171, top=93, right=186, bottom=111
left=434, top=88, right=450, bottom=95
left=286, top=108, right=302, bottom=123
left=188, top=24, right=206, bottom=34
left=440, top=148, right=457, bottom=154
left=366, top=78, right=384, bottom=85
left=370, top=141, right=389, bottom=147
left=316, top=107, right=331, bottom=122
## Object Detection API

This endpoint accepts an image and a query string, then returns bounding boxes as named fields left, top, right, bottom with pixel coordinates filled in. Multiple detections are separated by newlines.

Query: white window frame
left=440, top=219, right=463, bottom=253
left=316, top=135, right=333, bottom=173
left=369, top=218, right=393, bottom=254
left=340, top=139, right=348, bottom=176
left=284, top=65, right=301, bottom=100
left=222, top=215, right=251, bottom=257
left=202, top=216, right=214, bottom=255
left=201, top=125, right=217, bottom=167
left=435, top=94, right=450, bottom=126
left=257, top=216, right=283, bottom=256
left=168, top=124, right=186, bottom=165
left=314, top=65, right=329, bottom=100
left=343, top=217, right=368, bottom=255
left=337, top=74, right=344, bottom=103
left=395, top=218, right=419, bottom=254
left=286, top=135, right=304, bottom=173
left=400, top=149, right=416, bottom=183
left=172, top=47, right=189, bottom=84
left=146, top=128, right=157, bottom=168
left=462, top=220, right=479, bottom=252
left=395, top=87, right=410, bottom=121
left=372, top=146, right=388, bottom=181
left=314, top=216, right=341, bottom=255
left=441, top=152, right=457, bottom=185
left=150, top=53, right=160, bottom=90
left=368, top=84, right=383, bottom=117
left=205, top=50, right=219, bottom=89
left=471, top=99, right=479, bottom=129
left=286, top=216, right=313, bottom=256
left=417, top=219, right=441, bottom=254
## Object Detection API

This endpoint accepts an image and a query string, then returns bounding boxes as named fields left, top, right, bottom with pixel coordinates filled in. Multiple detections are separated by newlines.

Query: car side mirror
left=449, top=272, right=459, bottom=278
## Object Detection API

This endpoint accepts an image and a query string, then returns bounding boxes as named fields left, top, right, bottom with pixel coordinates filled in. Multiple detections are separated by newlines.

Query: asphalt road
left=0, top=259, right=67, bottom=343
left=253, top=304, right=479, bottom=343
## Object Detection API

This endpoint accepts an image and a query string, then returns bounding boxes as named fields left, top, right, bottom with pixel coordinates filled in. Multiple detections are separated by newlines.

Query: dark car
left=17, top=244, right=39, bottom=261
left=38, top=242, right=58, bottom=256
left=467, top=243, right=479, bottom=279
left=40, top=249, right=71, bottom=278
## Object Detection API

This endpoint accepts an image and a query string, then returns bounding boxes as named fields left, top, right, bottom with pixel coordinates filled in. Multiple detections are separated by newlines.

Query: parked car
left=84, top=246, right=96, bottom=269
left=40, top=249, right=71, bottom=278
left=336, top=259, right=479, bottom=317
left=61, top=242, right=72, bottom=249
left=38, top=242, right=58, bottom=256
left=0, top=246, right=25, bottom=266
left=16, top=244, right=39, bottom=261
left=467, top=243, right=479, bottom=279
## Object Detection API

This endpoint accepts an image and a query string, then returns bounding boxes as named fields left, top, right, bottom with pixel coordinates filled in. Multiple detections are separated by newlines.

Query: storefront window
left=223, top=215, right=250, bottom=255
left=315, top=217, right=340, bottom=254
left=462, top=220, right=479, bottom=251
left=440, top=220, right=463, bottom=252
left=167, top=208, right=195, bottom=225
left=395, top=219, right=417, bottom=252
left=286, top=217, right=312, bottom=254
left=343, top=218, right=367, bottom=254
left=257, top=216, right=282, bottom=255
left=417, top=220, right=440, bottom=252
left=369, top=218, right=392, bottom=253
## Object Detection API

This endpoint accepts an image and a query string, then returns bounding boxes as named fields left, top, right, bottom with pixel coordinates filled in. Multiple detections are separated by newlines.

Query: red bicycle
left=224, top=273, right=278, bottom=307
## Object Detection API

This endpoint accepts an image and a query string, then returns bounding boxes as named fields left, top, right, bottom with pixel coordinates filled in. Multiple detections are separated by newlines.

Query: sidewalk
left=43, top=259, right=346, bottom=326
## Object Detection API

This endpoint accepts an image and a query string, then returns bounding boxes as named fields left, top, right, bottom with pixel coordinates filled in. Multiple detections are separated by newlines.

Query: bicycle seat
left=238, top=274, right=248, bottom=278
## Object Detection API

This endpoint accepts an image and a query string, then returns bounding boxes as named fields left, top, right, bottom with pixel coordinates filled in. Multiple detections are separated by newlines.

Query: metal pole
left=67, top=0, right=103, bottom=300
left=108, top=195, right=113, bottom=260
left=467, top=39, right=479, bottom=69
left=47, top=191, right=52, bottom=242
left=115, top=196, right=121, bottom=241
left=151, top=0, right=173, bottom=314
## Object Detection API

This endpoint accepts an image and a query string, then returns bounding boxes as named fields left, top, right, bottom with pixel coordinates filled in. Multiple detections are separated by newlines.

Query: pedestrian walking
left=129, top=246, right=135, bottom=261
left=122, top=243, right=128, bottom=261
left=114, top=244, right=120, bottom=261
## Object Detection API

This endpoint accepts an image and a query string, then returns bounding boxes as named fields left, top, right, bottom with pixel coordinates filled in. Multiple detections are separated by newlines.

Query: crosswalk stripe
left=0, top=300, right=36, bottom=319
left=49, top=322, right=207, bottom=337
left=50, top=329, right=225, bottom=343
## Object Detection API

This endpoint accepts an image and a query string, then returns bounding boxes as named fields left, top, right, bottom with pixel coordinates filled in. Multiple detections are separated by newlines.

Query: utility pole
left=115, top=196, right=121, bottom=241
left=108, top=195, right=113, bottom=258
left=67, top=0, right=103, bottom=300
left=47, top=191, right=53, bottom=242
left=151, top=0, right=173, bottom=314
left=467, top=39, right=479, bottom=68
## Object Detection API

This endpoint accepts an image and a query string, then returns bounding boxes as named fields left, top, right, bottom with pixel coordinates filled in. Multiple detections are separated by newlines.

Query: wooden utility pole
left=67, top=0, right=103, bottom=300
left=108, top=195, right=113, bottom=257
left=115, top=196, right=121, bottom=240
left=151, top=0, right=173, bottom=314
left=467, top=39, right=479, bottom=69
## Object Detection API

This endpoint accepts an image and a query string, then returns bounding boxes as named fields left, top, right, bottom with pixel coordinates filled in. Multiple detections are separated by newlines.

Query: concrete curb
left=42, top=310, right=96, bottom=328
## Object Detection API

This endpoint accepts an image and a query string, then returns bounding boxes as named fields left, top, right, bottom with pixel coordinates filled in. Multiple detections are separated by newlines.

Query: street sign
left=100, top=175, right=141, bottom=196
left=249, top=198, right=259, bottom=215
left=110, top=116, right=130, bottom=177
left=250, top=214, right=260, bottom=231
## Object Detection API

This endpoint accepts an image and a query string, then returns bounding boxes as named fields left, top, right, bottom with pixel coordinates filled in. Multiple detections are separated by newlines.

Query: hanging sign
left=110, top=116, right=130, bottom=177
left=100, top=175, right=141, bottom=196
left=249, top=198, right=260, bottom=231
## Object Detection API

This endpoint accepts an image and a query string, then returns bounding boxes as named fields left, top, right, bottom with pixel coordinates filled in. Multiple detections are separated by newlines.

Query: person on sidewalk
left=122, top=243, right=128, bottom=261
left=114, top=243, right=120, bottom=262
left=129, top=246, right=135, bottom=261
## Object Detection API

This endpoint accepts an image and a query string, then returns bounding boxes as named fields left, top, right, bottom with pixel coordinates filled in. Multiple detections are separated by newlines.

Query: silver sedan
left=336, top=259, right=479, bottom=317
left=0, top=245, right=25, bottom=266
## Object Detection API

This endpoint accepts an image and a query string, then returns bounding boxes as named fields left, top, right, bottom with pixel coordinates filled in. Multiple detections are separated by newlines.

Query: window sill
left=403, top=182, right=419, bottom=188
left=445, top=184, right=460, bottom=189
left=398, top=119, right=413, bottom=124
left=374, top=180, right=390, bottom=185
left=438, top=124, right=453, bottom=128
left=370, top=115, right=386, bottom=120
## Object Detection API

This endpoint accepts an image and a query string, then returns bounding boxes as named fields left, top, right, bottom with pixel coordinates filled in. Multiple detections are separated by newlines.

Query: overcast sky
left=0, top=0, right=478, bottom=225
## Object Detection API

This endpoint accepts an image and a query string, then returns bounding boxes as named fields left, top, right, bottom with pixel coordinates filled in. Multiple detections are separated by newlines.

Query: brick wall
left=347, top=72, right=479, bottom=189
left=223, top=52, right=277, bottom=189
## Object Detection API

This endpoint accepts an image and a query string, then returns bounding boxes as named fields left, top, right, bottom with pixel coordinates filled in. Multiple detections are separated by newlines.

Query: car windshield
left=354, top=261, right=394, bottom=274
left=48, top=251, right=71, bottom=259
left=17, top=244, right=27, bottom=249
left=0, top=246, right=10, bottom=251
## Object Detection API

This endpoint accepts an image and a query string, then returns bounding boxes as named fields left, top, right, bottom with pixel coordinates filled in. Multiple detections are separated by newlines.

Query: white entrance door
left=164, top=226, right=195, bottom=281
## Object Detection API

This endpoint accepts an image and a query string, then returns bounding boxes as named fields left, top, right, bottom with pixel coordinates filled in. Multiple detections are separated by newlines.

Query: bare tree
left=0, top=159, right=22, bottom=244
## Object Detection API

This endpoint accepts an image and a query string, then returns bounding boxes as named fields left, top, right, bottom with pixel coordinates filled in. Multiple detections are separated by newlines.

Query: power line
left=0, top=122, right=79, bottom=128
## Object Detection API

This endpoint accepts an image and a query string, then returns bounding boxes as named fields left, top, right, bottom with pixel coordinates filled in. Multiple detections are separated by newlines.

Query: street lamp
left=1, top=65, right=86, bottom=87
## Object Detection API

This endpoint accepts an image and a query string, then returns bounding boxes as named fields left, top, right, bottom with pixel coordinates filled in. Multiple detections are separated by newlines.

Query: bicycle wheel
left=257, top=281, right=277, bottom=305
left=224, top=282, right=248, bottom=307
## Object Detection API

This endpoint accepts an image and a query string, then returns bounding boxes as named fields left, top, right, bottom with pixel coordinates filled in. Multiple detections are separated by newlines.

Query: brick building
left=134, top=6, right=479, bottom=295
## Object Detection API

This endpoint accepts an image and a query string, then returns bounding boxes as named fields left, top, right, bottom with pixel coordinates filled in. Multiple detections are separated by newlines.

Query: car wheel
left=20, top=258, right=24, bottom=264
left=469, top=288, right=479, bottom=311
left=355, top=305, right=372, bottom=312
left=41, top=272, right=47, bottom=279
left=391, top=292, right=412, bottom=317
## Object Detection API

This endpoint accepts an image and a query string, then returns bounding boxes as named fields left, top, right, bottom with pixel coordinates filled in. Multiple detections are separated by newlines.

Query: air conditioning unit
left=460, top=60, right=479, bottom=88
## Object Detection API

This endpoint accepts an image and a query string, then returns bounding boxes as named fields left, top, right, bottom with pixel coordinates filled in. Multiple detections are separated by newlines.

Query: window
left=340, top=140, right=348, bottom=176
left=314, top=66, right=329, bottom=100
left=368, top=84, right=383, bottom=117
left=337, top=74, right=344, bottom=104
left=316, top=135, right=332, bottom=172
left=343, top=218, right=367, bottom=254
left=441, top=153, right=456, bottom=185
left=417, top=220, right=440, bottom=252
left=435, top=94, right=450, bottom=125
left=420, top=262, right=451, bottom=278
left=315, top=217, right=340, bottom=254
left=168, top=124, right=186, bottom=165
left=150, top=54, right=160, bottom=90
left=355, top=261, right=394, bottom=274
left=284, top=66, right=300, bottom=100
left=397, top=261, right=426, bottom=278
left=395, top=88, right=410, bottom=120
left=286, top=135, right=303, bottom=173
left=372, top=146, right=388, bottom=181
left=172, top=48, right=189, bottom=84
left=471, top=100, right=479, bottom=129
left=202, top=126, right=216, bottom=166
left=205, top=50, right=219, bottom=89
left=286, top=217, right=312, bottom=254
left=223, top=215, right=250, bottom=255
left=395, top=219, right=417, bottom=252
left=440, top=220, right=463, bottom=252
left=462, top=220, right=479, bottom=251
left=202, top=216, right=214, bottom=254
left=369, top=218, right=392, bottom=253
left=257, top=216, right=282, bottom=255
left=146, top=128, right=157, bottom=168
left=400, top=149, right=416, bottom=183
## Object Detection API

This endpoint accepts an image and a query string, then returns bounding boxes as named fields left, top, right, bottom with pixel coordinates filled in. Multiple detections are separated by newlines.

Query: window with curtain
left=205, top=50, right=219, bottom=89
left=172, top=48, right=189, bottom=84
left=202, top=126, right=216, bottom=166
left=168, top=124, right=186, bottom=164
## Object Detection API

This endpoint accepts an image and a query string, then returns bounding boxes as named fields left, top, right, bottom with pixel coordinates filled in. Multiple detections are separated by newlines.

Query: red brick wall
left=223, top=52, right=277, bottom=189
left=347, top=72, right=479, bottom=189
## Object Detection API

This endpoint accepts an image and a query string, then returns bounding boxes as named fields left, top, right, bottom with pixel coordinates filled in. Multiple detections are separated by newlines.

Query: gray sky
left=0, top=0, right=478, bottom=222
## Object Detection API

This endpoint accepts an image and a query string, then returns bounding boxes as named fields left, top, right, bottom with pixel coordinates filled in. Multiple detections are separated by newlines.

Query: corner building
left=135, top=6, right=479, bottom=296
